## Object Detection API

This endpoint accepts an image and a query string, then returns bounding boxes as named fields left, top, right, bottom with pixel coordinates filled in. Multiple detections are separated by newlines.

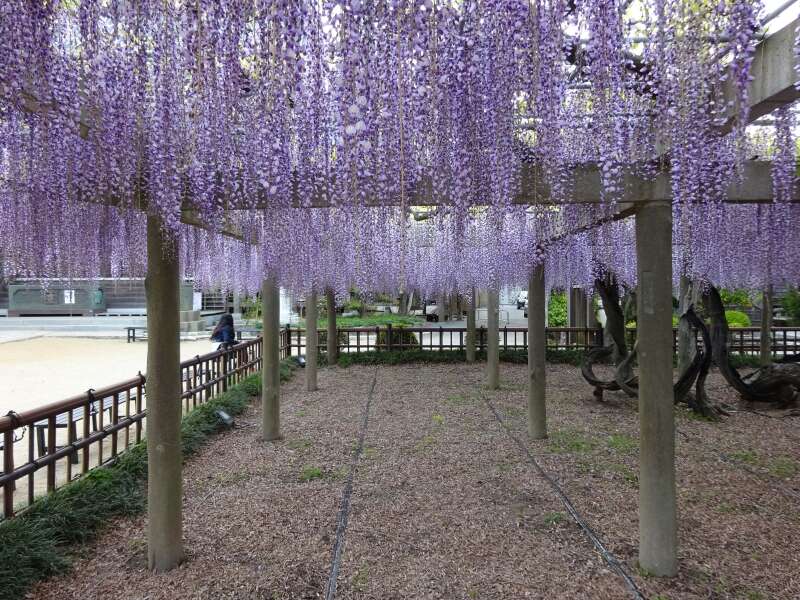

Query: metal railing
left=284, top=325, right=604, bottom=355
left=1, top=337, right=268, bottom=520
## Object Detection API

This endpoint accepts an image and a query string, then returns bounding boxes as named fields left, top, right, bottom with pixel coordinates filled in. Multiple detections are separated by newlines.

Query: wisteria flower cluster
left=0, top=0, right=797, bottom=297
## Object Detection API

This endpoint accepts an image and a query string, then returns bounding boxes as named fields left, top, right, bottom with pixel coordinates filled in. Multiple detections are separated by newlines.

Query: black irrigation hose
left=483, top=396, right=647, bottom=600
left=324, top=368, right=378, bottom=600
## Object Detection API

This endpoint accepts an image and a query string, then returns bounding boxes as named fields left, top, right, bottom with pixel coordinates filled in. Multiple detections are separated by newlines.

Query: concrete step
left=180, top=320, right=205, bottom=333
left=180, top=310, right=201, bottom=322
left=0, top=316, right=147, bottom=330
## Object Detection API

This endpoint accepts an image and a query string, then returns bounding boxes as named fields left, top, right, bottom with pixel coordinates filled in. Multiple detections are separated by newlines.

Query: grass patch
left=287, top=438, right=313, bottom=451
left=767, top=456, right=798, bottom=479
left=0, top=366, right=294, bottom=600
left=504, top=406, right=526, bottom=418
left=432, top=414, right=445, bottom=426
left=414, top=433, right=438, bottom=453
left=607, top=463, right=638, bottom=486
left=444, top=394, right=476, bottom=407
left=211, top=470, right=251, bottom=486
left=729, top=449, right=759, bottom=465
left=606, top=433, right=637, bottom=454
left=635, top=564, right=656, bottom=579
left=298, top=466, right=324, bottom=482
left=548, top=428, right=595, bottom=454
left=352, top=563, right=369, bottom=591
left=543, top=511, right=566, bottom=526
left=680, top=406, right=717, bottom=422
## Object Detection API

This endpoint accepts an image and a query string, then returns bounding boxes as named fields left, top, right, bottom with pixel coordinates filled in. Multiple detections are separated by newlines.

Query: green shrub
left=0, top=369, right=291, bottom=600
left=725, top=310, right=751, bottom=327
left=317, top=314, right=422, bottom=328
left=548, top=292, right=567, bottom=327
left=337, top=348, right=586, bottom=368
left=720, top=288, right=753, bottom=308
left=317, top=329, right=349, bottom=347
left=782, top=287, right=800, bottom=325
left=376, top=327, right=418, bottom=350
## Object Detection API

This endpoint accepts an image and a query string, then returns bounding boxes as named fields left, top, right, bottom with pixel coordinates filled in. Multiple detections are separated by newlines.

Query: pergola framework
left=1, top=1, right=798, bottom=584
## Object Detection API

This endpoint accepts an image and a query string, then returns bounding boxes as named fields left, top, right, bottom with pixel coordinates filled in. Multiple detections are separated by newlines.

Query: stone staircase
left=180, top=310, right=205, bottom=333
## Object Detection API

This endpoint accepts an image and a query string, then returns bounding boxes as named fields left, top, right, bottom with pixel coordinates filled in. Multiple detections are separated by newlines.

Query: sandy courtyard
left=0, top=337, right=216, bottom=414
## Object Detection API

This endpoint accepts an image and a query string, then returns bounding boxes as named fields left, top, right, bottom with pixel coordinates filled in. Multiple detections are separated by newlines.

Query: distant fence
left=282, top=325, right=800, bottom=357
left=4, top=324, right=797, bottom=519
left=0, top=337, right=276, bottom=520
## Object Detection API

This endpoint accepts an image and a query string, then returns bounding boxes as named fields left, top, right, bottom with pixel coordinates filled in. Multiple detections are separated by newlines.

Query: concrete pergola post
left=145, top=215, right=184, bottom=572
left=760, top=286, right=773, bottom=366
left=326, top=288, right=338, bottom=364
left=466, top=286, right=476, bottom=362
left=486, top=287, right=500, bottom=389
left=635, top=202, right=677, bottom=577
left=527, top=263, right=547, bottom=439
left=261, top=277, right=281, bottom=441
left=306, top=289, right=318, bottom=391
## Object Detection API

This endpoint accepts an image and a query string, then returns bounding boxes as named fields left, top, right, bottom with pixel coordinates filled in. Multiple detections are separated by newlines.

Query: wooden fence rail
left=281, top=325, right=800, bottom=358
left=0, top=336, right=279, bottom=520
left=3, top=324, right=797, bottom=519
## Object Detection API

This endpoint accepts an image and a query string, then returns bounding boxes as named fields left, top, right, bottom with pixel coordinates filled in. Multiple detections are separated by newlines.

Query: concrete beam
left=145, top=215, right=184, bottom=572
left=721, top=17, right=800, bottom=125
left=635, top=201, right=677, bottom=576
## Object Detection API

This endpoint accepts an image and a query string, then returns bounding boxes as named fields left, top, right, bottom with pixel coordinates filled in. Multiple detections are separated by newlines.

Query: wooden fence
left=3, top=324, right=797, bottom=519
left=282, top=325, right=800, bottom=357
left=0, top=337, right=272, bottom=520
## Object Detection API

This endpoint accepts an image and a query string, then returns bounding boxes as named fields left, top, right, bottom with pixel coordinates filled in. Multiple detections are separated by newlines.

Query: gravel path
left=28, top=363, right=800, bottom=599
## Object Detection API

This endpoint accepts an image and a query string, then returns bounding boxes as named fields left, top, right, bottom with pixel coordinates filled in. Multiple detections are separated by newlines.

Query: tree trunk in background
left=466, top=287, right=476, bottom=362
left=487, top=288, right=500, bottom=389
left=437, top=294, right=446, bottom=322
left=326, top=288, right=338, bottom=364
left=677, top=276, right=696, bottom=376
left=760, top=286, right=773, bottom=366
left=398, top=292, right=408, bottom=315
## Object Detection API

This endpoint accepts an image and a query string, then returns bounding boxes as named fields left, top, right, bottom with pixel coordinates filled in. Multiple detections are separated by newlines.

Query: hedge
left=337, top=348, right=586, bottom=368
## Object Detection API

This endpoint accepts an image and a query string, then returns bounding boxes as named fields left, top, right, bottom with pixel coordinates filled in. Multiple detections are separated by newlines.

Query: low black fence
left=281, top=325, right=800, bottom=358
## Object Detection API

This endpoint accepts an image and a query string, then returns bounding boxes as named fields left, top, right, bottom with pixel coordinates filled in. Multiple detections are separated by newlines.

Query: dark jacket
left=211, top=315, right=236, bottom=345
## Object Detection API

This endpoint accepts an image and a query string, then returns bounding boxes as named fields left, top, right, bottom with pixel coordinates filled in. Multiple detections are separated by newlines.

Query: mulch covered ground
left=28, top=363, right=800, bottom=599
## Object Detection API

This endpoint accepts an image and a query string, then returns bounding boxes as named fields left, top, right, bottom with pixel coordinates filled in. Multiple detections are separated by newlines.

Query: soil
left=28, top=363, right=800, bottom=599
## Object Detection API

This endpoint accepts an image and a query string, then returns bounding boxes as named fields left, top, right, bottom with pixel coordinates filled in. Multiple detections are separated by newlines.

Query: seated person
left=211, top=314, right=237, bottom=350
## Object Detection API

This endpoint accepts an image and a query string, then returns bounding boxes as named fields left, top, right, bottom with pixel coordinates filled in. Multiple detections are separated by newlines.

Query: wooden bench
left=33, top=394, right=134, bottom=461
left=126, top=326, right=147, bottom=343
left=235, top=328, right=261, bottom=340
